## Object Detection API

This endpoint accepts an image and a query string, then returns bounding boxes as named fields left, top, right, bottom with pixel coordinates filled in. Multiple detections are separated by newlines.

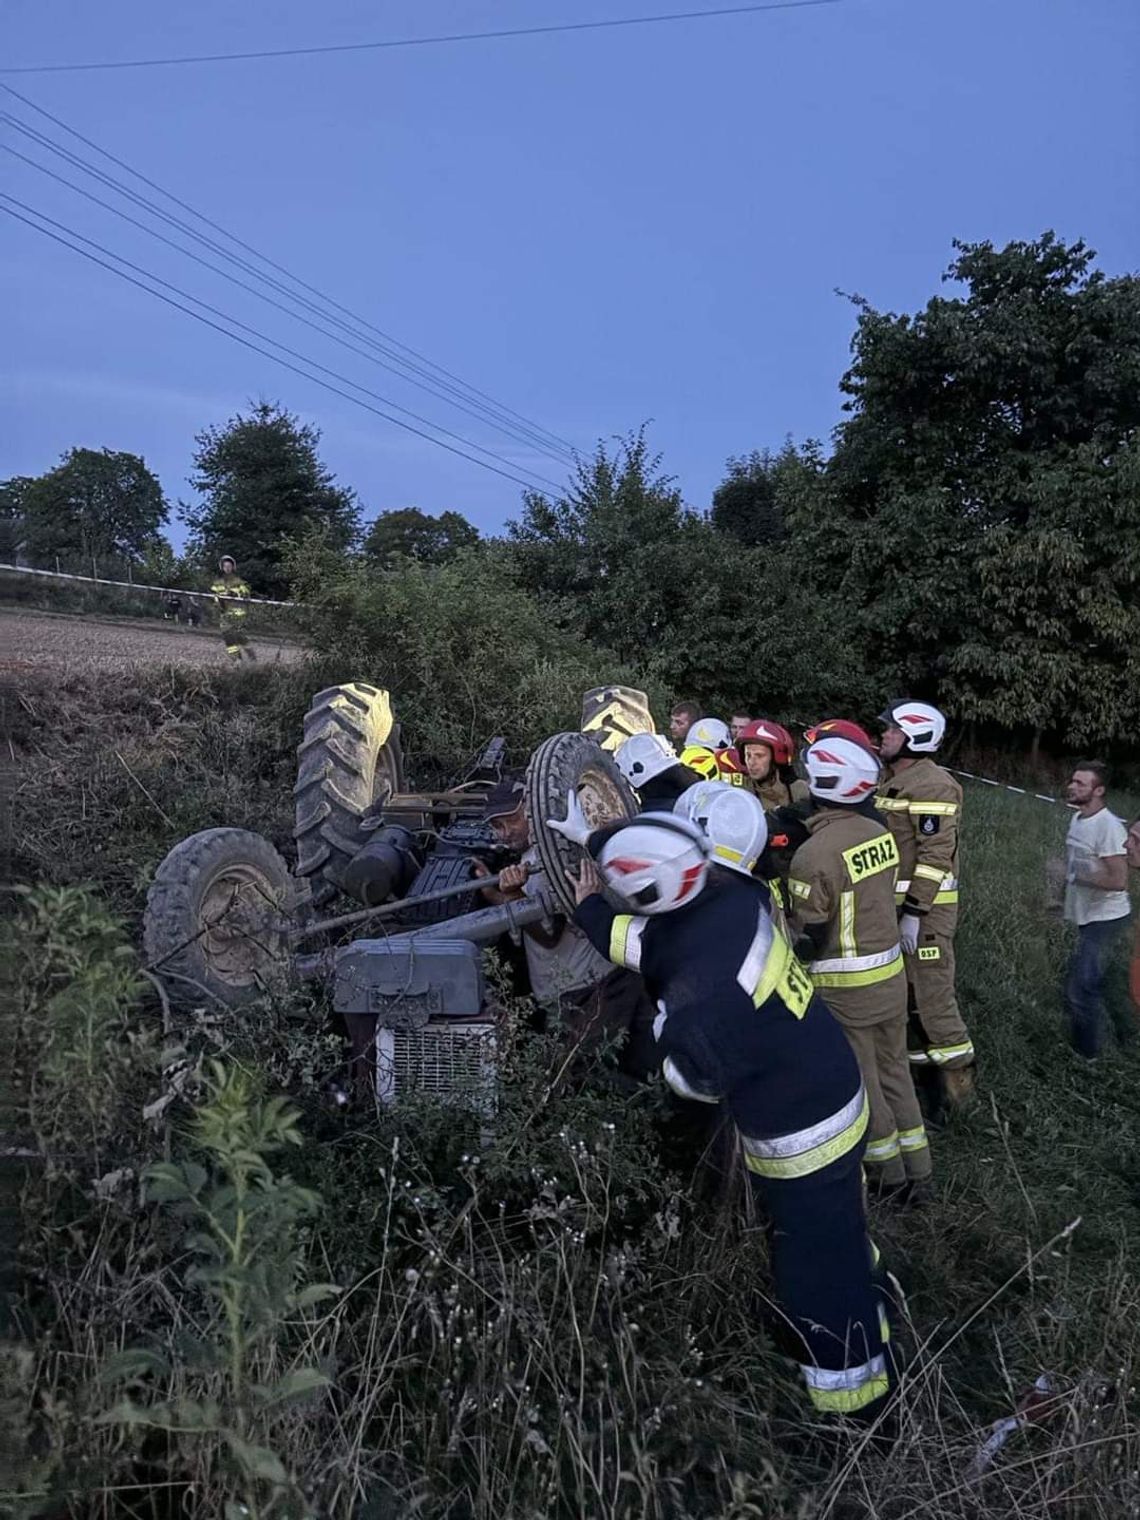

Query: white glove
left=898, top=913, right=921, bottom=956
left=546, top=788, right=591, bottom=847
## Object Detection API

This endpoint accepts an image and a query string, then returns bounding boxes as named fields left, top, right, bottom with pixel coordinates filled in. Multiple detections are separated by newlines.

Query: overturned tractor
left=143, top=682, right=654, bottom=1105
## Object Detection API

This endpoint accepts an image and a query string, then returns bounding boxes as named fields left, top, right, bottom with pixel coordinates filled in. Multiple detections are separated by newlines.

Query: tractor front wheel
left=144, top=828, right=294, bottom=1007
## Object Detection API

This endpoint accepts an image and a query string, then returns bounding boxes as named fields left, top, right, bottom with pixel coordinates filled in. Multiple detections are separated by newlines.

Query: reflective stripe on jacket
left=787, top=810, right=904, bottom=993
left=876, top=758, right=962, bottom=917
left=575, top=871, right=864, bottom=1174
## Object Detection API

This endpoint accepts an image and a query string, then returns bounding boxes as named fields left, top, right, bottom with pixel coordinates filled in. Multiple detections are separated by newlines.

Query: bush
left=290, top=541, right=667, bottom=781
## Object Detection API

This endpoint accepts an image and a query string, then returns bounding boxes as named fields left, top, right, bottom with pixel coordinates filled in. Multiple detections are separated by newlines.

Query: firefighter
left=787, top=734, right=932, bottom=1197
left=548, top=795, right=896, bottom=1421
left=736, top=720, right=809, bottom=811
left=675, top=780, right=781, bottom=927
left=674, top=780, right=770, bottom=884
left=679, top=718, right=747, bottom=787
left=876, top=700, right=974, bottom=1111
left=734, top=721, right=810, bottom=914
left=671, top=781, right=779, bottom=1183
left=210, top=555, right=254, bottom=661
left=614, top=733, right=702, bottom=808
left=804, top=718, right=878, bottom=752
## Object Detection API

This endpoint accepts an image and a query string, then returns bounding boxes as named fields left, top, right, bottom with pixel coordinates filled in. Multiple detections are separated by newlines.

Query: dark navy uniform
left=575, top=870, right=894, bottom=1417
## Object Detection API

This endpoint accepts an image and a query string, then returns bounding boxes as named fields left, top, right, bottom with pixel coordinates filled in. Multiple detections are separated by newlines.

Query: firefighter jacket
left=876, top=758, right=961, bottom=919
left=211, top=574, right=251, bottom=617
left=752, top=773, right=811, bottom=812
left=787, top=808, right=904, bottom=1024
left=678, top=745, right=747, bottom=787
left=574, top=872, right=867, bottom=1180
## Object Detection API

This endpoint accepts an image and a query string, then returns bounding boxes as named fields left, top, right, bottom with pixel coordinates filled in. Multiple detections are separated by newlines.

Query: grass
left=3, top=662, right=1139, bottom=1519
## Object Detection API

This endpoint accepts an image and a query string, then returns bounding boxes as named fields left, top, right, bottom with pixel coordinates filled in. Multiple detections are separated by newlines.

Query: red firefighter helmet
left=736, top=719, right=796, bottom=769
left=802, top=717, right=877, bottom=754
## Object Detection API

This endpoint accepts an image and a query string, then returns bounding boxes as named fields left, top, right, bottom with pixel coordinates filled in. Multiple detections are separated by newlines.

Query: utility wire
left=2, top=127, right=574, bottom=473
left=2, top=99, right=578, bottom=465
left=2, top=1, right=840, bottom=74
left=1, top=173, right=566, bottom=491
left=0, top=84, right=578, bottom=460
left=1, top=197, right=559, bottom=494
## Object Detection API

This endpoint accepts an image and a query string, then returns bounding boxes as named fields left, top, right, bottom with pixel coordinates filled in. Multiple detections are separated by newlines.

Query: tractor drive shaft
left=291, top=864, right=531, bottom=943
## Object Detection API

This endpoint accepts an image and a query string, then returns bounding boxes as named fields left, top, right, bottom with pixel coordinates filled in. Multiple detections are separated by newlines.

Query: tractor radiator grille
left=376, top=1022, right=497, bottom=1112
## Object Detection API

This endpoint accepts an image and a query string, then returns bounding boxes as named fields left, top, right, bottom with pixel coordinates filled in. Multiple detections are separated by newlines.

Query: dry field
left=0, top=605, right=303, bottom=677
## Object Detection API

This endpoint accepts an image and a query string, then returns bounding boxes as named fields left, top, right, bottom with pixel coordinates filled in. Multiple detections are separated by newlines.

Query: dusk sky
left=4, top=0, right=1138, bottom=546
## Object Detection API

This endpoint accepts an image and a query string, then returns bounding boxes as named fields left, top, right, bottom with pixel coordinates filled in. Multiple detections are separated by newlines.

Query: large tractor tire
left=525, top=733, right=638, bottom=916
left=293, top=683, right=405, bottom=910
left=580, top=686, right=655, bottom=753
left=144, top=828, right=293, bottom=1007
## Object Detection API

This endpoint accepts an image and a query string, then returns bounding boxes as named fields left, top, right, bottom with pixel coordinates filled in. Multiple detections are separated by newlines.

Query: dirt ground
left=0, top=605, right=304, bottom=677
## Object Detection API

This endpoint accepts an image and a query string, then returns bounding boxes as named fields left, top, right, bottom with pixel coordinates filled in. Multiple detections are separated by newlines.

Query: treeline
left=5, top=232, right=1138, bottom=751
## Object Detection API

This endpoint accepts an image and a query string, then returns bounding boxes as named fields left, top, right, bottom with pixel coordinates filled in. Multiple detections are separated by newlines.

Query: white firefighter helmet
left=878, top=699, right=946, bottom=754
left=675, top=780, right=768, bottom=877
left=614, top=732, right=678, bottom=790
left=595, top=814, right=710, bottom=914
left=685, top=716, right=732, bottom=751
left=805, top=737, right=881, bottom=803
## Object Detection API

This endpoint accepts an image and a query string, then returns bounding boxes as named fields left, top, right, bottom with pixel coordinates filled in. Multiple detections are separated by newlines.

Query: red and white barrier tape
left=0, top=561, right=297, bottom=607
left=950, top=768, right=1068, bottom=807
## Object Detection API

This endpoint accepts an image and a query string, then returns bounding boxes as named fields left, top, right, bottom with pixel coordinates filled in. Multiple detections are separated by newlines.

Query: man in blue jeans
left=1063, top=762, right=1132, bottom=1059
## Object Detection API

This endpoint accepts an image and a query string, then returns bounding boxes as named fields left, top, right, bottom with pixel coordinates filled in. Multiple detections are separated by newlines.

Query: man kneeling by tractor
left=474, top=778, right=658, bottom=1085
left=549, top=794, right=897, bottom=1421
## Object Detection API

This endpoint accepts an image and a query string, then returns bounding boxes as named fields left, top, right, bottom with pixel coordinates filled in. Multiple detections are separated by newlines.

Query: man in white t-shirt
left=1062, top=761, right=1132, bottom=1058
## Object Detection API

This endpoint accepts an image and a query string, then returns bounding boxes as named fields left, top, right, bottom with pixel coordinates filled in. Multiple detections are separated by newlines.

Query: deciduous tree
left=184, top=401, right=360, bottom=598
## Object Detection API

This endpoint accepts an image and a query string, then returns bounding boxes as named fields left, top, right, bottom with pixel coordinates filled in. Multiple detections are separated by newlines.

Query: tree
left=184, top=401, right=360, bottom=598
left=710, top=450, right=785, bottom=546
left=13, top=449, right=168, bottom=568
left=507, top=429, right=873, bottom=720
left=508, top=430, right=696, bottom=665
left=0, top=476, right=32, bottom=561
left=362, top=507, right=480, bottom=567
left=819, top=233, right=1140, bottom=744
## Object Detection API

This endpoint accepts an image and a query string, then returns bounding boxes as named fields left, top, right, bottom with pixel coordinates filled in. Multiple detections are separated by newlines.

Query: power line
left=2, top=124, right=576, bottom=471
left=0, top=83, right=580, bottom=461
left=1, top=2, right=840, bottom=74
left=1, top=179, right=566, bottom=491
left=1, top=96, right=578, bottom=465
left=1, top=197, right=559, bottom=494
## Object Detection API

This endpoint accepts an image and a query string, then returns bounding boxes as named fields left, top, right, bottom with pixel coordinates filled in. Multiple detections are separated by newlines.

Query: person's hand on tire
left=546, top=789, right=591, bottom=846
left=568, top=857, right=603, bottom=904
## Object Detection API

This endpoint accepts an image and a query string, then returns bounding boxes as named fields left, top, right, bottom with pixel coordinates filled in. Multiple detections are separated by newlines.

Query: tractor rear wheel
left=144, top=828, right=293, bottom=1007
left=293, top=683, right=405, bottom=910
left=525, top=733, right=638, bottom=916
